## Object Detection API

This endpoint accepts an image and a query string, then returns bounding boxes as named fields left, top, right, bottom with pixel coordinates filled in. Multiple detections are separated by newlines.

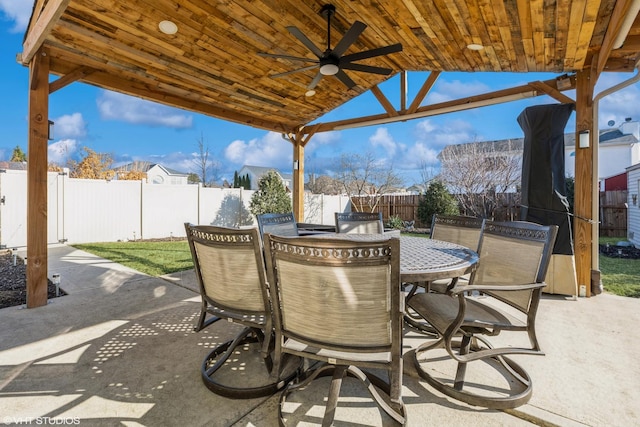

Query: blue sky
left=2, top=2, right=640, bottom=186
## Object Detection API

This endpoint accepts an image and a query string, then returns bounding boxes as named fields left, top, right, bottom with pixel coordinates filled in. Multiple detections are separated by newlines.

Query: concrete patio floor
left=0, top=244, right=638, bottom=426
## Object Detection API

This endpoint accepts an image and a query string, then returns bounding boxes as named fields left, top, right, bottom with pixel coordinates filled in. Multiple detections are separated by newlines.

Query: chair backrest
left=471, top=221, right=558, bottom=313
left=431, top=214, right=485, bottom=251
left=184, top=223, right=270, bottom=317
left=264, top=234, right=402, bottom=353
left=256, top=213, right=299, bottom=238
left=335, top=212, right=384, bottom=234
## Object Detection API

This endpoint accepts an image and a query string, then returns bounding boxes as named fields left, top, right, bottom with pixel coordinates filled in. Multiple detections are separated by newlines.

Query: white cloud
left=415, top=118, right=475, bottom=148
left=97, top=91, right=193, bottom=128
left=224, top=131, right=292, bottom=169
left=369, top=127, right=398, bottom=157
left=48, top=139, right=78, bottom=165
left=427, top=79, right=491, bottom=104
left=0, top=1, right=33, bottom=32
left=310, top=131, right=340, bottom=145
left=596, top=75, right=640, bottom=128
left=415, top=119, right=438, bottom=134
left=53, top=113, right=87, bottom=139
left=406, top=142, right=440, bottom=165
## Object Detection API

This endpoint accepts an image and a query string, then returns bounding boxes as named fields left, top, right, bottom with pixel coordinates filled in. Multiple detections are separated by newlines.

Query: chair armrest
left=448, top=282, right=547, bottom=295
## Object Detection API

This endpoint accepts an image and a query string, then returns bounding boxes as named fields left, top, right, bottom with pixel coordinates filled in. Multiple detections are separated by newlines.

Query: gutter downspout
left=592, top=61, right=640, bottom=271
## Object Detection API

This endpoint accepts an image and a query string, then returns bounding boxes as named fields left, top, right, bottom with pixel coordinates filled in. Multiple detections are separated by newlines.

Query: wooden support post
left=574, top=69, right=595, bottom=297
left=27, top=47, right=50, bottom=308
left=292, top=139, right=304, bottom=222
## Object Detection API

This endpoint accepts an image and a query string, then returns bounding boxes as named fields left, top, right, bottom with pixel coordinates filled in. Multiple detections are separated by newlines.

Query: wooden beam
left=370, top=85, right=399, bottom=117
left=528, top=81, right=575, bottom=104
left=27, top=46, right=50, bottom=308
left=407, top=71, right=440, bottom=114
left=597, top=0, right=635, bottom=76
left=310, top=76, right=573, bottom=133
left=291, top=134, right=305, bottom=223
left=400, top=71, right=407, bottom=112
left=574, top=68, right=595, bottom=298
left=21, top=0, right=70, bottom=64
left=49, top=66, right=96, bottom=93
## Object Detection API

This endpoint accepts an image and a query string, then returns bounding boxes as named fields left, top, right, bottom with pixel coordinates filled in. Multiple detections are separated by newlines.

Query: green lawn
left=598, top=237, right=640, bottom=298
left=73, top=240, right=192, bottom=277
left=73, top=234, right=640, bottom=298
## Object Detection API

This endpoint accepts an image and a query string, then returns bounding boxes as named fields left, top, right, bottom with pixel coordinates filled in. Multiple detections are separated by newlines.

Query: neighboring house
left=237, top=165, right=292, bottom=191
left=603, top=172, right=628, bottom=191
left=438, top=119, right=640, bottom=189
left=438, top=138, right=523, bottom=193
left=628, top=163, right=640, bottom=248
left=113, top=162, right=189, bottom=185
left=564, top=119, right=640, bottom=181
left=0, top=161, right=27, bottom=171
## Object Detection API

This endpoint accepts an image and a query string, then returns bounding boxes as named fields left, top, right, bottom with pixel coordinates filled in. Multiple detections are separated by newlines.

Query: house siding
left=627, top=164, right=640, bottom=248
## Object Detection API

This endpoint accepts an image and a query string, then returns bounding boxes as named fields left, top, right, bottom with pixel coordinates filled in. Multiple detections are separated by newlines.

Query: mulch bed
left=0, top=250, right=65, bottom=309
left=599, top=244, right=640, bottom=259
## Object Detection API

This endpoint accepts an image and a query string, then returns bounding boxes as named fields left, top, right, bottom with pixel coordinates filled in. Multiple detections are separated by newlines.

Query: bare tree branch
left=439, top=139, right=521, bottom=218
left=333, top=152, right=404, bottom=212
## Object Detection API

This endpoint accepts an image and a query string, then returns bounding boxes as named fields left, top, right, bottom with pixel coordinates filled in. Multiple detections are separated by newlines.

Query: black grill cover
left=518, top=103, right=575, bottom=255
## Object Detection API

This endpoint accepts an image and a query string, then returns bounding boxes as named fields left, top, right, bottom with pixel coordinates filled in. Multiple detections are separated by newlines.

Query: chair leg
left=279, top=364, right=406, bottom=426
left=193, top=303, right=221, bottom=332
left=322, top=365, right=348, bottom=427
left=453, top=334, right=471, bottom=391
left=412, top=335, right=536, bottom=409
left=201, top=327, right=298, bottom=399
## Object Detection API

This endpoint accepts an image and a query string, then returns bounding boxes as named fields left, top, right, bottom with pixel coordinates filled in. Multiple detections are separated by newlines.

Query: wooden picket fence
left=351, top=191, right=627, bottom=236
left=600, top=190, right=628, bottom=237
left=350, top=193, right=521, bottom=228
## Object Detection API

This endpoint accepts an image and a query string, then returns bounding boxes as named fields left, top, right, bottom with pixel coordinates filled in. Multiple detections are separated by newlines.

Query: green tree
left=233, top=171, right=239, bottom=187
left=564, top=176, right=575, bottom=214
left=10, top=146, right=27, bottom=162
left=244, top=174, right=251, bottom=190
left=417, top=180, right=459, bottom=226
left=188, top=173, right=201, bottom=184
left=249, top=170, right=292, bottom=216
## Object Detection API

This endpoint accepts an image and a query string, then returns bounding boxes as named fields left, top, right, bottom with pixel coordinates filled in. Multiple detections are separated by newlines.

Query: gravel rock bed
left=0, top=250, right=65, bottom=309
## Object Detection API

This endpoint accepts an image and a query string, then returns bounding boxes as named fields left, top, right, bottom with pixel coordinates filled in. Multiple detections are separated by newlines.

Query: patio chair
left=407, top=220, right=558, bottom=409
left=426, top=214, right=485, bottom=292
left=404, top=214, right=485, bottom=333
left=264, top=233, right=406, bottom=425
left=184, top=223, right=299, bottom=398
left=256, top=212, right=299, bottom=238
left=335, top=211, right=384, bottom=234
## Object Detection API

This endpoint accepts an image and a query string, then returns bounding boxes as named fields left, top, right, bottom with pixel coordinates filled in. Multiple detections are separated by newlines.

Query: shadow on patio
left=0, top=245, right=638, bottom=426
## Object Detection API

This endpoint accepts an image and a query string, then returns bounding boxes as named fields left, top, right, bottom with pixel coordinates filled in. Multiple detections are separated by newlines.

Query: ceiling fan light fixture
left=466, top=43, right=484, bottom=51
left=319, top=63, right=339, bottom=76
left=159, top=20, right=178, bottom=35
left=305, top=89, right=316, bottom=97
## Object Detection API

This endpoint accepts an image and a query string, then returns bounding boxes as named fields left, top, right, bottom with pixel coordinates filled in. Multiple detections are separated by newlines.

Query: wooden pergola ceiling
left=18, top=1, right=640, bottom=308
left=21, top=0, right=640, bottom=136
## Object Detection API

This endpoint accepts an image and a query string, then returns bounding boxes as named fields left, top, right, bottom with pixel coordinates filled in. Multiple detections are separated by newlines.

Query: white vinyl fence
left=0, top=170, right=350, bottom=248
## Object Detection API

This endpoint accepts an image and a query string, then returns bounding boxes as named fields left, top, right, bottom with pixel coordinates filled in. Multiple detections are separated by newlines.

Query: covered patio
left=19, top=1, right=640, bottom=307
left=1, top=244, right=638, bottom=425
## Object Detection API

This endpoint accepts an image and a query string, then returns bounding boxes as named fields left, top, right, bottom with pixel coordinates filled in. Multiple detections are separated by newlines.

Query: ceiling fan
left=258, top=4, right=402, bottom=90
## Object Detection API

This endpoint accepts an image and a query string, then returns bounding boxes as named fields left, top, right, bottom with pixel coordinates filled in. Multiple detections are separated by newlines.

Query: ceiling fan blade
left=332, top=21, right=367, bottom=57
left=258, top=52, right=319, bottom=63
left=286, top=26, right=324, bottom=58
left=340, top=63, right=393, bottom=75
left=335, top=70, right=356, bottom=89
left=341, top=43, right=403, bottom=63
left=271, top=65, right=320, bottom=78
left=307, top=72, right=324, bottom=90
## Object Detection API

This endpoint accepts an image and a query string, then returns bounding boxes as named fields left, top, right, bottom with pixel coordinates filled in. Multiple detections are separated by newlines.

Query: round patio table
left=308, top=232, right=479, bottom=283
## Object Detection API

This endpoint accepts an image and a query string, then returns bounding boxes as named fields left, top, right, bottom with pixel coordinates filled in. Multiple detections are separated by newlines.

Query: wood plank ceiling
left=21, top=0, right=640, bottom=135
